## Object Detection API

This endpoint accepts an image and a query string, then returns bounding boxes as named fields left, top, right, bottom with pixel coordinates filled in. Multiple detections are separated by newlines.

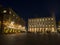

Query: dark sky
left=0, top=0, right=60, bottom=21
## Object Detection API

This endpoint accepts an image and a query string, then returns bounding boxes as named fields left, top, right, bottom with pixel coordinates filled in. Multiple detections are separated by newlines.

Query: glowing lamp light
left=8, top=26, right=14, bottom=28
left=52, top=28, right=55, bottom=32
left=11, top=21, right=14, bottom=25
left=7, top=21, right=15, bottom=29
left=18, top=25, right=22, bottom=28
left=3, top=10, right=7, bottom=13
left=58, top=26, right=60, bottom=27
left=22, top=27, right=25, bottom=29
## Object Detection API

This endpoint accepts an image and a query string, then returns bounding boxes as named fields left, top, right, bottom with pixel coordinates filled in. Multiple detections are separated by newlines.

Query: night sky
left=0, top=0, right=60, bottom=21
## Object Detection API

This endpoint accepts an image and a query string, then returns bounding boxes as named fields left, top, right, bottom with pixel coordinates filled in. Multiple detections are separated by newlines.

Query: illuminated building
left=28, top=15, right=57, bottom=33
left=57, top=21, right=60, bottom=32
left=0, top=6, right=26, bottom=34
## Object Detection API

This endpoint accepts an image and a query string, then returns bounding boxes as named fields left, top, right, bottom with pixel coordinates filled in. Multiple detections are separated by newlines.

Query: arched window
left=52, top=27, right=55, bottom=32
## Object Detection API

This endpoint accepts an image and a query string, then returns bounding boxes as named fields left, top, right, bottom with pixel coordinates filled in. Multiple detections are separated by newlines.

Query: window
left=29, top=25, right=31, bottom=27
left=9, top=11, right=11, bottom=14
left=40, top=19, right=41, bottom=21
left=58, top=26, right=60, bottom=27
left=51, top=18, right=53, bottom=20
left=45, top=28, right=48, bottom=30
left=32, top=25, right=34, bottom=27
left=34, top=25, right=36, bottom=27
left=34, top=19, right=35, bottom=22
left=3, top=10, right=7, bottom=13
left=45, top=18, right=47, bottom=20
left=49, top=25, right=50, bottom=27
left=18, top=30, right=20, bottom=33
left=36, top=28, right=39, bottom=32
left=12, top=29, right=15, bottom=33
left=29, top=28, right=31, bottom=31
left=19, top=25, right=22, bottom=28
left=48, top=18, right=50, bottom=20
left=42, top=18, right=44, bottom=21
left=40, top=28, right=42, bottom=32
left=37, top=19, right=39, bottom=22
left=52, top=25, right=54, bottom=26
left=40, top=28, right=42, bottom=30
left=35, top=28, right=37, bottom=32
left=31, top=19, right=33, bottom=22
left=49, top=22, right=50, bottom=23
left=39, top=23, right=40, bottom=25
left=52, top=27, right=55, bottom=32
left=43, top=25, right=44, bottom=27
left=13, top=14, right=15, bottom=16
left=22, top=27, right=25, bottom=30
left=46, top=25, right=47, bottom=27
left=42, top=28, right=44, bottom=30
left=32, top=28, right=35, bottom=32
left=52, top=22, right=53, bottom=23
left=35, top=28, right=36, bottom=30
left=4, top=29, right=9, bottom=33
left=37, top=28, right=39, bottom=30
left=29, top=19, right=31, bottom=22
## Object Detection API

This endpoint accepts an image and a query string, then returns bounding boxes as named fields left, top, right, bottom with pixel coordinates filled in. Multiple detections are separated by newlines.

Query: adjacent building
left=0, top=6, right=26, bottom=34
left=57, top=21, right=60, bottom=32
left=28, top=15, right=57, bottom=33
